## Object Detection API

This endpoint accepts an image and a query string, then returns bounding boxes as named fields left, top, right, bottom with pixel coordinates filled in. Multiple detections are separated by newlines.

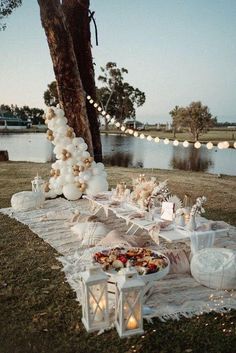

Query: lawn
left=0, top=162, right=235, bottom=353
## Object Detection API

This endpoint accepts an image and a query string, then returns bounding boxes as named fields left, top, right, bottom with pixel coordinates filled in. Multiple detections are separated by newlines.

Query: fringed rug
left=1, top=198, right=236, bottom=321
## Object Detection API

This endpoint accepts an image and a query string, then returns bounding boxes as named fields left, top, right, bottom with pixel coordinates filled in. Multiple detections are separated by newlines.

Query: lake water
left=0, top=133, right=236, bottom=176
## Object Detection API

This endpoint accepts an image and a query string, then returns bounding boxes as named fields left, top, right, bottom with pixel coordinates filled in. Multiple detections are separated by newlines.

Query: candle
left=127, top=315, right=138, bottom=330
left=90, top=297, right=106, bottom=321
left=184, top=213, right=190, bottom=225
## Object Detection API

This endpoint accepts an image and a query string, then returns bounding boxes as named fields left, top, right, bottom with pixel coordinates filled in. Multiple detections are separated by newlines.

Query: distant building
left=0, top=116, right=31, bottom=129
left=124, top=120, right=144, bottom=130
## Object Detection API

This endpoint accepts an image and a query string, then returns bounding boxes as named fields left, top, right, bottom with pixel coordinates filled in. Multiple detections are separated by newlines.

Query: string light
left=86, top=96, right=235, bottom=151
left=194, top=141, right=201, bottom=149
left=206, top=141, right=214, bottom=149
left=183, top=140, right=189, bottom=148
left=164, top=138, right=170, bottom=144
left=173, top=139, right=179, bottom=146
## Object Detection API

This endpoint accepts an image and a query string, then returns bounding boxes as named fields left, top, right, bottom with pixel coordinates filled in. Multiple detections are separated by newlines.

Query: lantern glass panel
left=123, top=289, right=141, bottom=331
left=88, top=283, right=107, bottom=322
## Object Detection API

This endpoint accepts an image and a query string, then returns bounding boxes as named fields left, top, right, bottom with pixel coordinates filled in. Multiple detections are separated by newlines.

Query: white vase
left=186, top=215, right=197, bottom=231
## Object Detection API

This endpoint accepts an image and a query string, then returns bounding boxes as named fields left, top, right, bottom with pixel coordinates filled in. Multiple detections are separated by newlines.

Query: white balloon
left=56, top=108, right=65, bottom=119
left=65, top=174, right=75, bottom=183
left=45, top=189, right=57, bottom=199
left=48, top=120, right=56, bottom=130
left=82, top=151, right=90, bottom=159
left=83, top=171, right=92, bottom=181
left=72, top=137, right=84, bottom=147
left=55, top=117, right=67, bottom=127
left=63, top=184, right=82, bottom=201
left=79, top=143, right=88, bottom=151
left=57, top=126, right=67, bottom=135
left=92, top=167, right=100, bottom=176
left=86, top=176, right=108, bottom=196
left=66, top=144, right=76, bottom=154
left=96, top=162, right=105, bottom=171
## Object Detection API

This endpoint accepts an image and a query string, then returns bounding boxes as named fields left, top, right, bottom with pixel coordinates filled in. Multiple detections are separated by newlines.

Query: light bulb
left=183, top=140, right=189, bottom=148
left=194, top=141, right=201, bottom=149
left=206, top=141, right=213, bottom=149
left=147, top=135, right=153, bottom=141
left=134, top=131, right=139, bottom=137
left=164, top=138, right=169, bottom=144
left=154, top=137, right=160, bottom=143
left=87, top=95, right=91, bottom=100
left=140, top=133, right=145, bottom=139
left=173, top=139, right=179, bottom=146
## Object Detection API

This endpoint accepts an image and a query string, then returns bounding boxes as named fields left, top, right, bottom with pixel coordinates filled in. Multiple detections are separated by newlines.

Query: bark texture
left=38, top=0, right=93, bottom=155
left=62, top=0, right=102, bottom=162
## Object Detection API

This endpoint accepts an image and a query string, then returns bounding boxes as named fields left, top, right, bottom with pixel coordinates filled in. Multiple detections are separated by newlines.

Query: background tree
left=44, top=81, right=59, bottom=107
left=0, top=0, right=22, bottom=30
left=0, top=103, right=44, bottom=124
left=97, top=62, right=146, bottom=129
left=169, top=101, right=217, bottom=141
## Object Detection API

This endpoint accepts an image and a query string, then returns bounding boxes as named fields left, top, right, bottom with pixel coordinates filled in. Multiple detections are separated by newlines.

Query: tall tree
left=97, top=62, right=146, bottom=128
left=2, top=0, right=102, bottom=161
left=62, top=0, right=102, bottom=161
left=37, top=0, right=93, bottom=154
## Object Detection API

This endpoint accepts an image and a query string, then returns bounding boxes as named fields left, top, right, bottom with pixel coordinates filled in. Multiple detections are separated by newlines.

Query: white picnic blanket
left=1, top=198, right=236, bottom=321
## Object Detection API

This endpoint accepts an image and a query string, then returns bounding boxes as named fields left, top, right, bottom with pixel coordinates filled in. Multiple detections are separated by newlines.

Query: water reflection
left=171, top=145, right=214, bottom=172
left=101, top=134, right=236, bottom=175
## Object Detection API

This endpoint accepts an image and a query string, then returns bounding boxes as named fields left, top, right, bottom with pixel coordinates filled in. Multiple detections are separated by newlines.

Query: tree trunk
left=62, top=0, right=102, bottom=162
left=37, top=0, right=93, bottom=155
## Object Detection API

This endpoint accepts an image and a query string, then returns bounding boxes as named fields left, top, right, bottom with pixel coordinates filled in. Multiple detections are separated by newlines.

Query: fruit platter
left=93, top=247, right=170, bottom=283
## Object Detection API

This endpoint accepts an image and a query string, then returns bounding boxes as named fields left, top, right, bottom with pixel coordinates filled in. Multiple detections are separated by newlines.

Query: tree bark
left=37, top=0, right=93, bottom=155
left=62, top=0, right=102, bottom=162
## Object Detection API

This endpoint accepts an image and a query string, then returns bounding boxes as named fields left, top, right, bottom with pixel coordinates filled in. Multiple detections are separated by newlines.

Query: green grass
left=0, top=162, right=235, bottom=353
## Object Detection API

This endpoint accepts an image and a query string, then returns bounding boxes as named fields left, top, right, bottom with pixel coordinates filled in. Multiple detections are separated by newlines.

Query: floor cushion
left=11, top=191, right=45, bottom=211
left=190, top=248, right=236, bottom=290
left=70, top=222, right=109, bottom=247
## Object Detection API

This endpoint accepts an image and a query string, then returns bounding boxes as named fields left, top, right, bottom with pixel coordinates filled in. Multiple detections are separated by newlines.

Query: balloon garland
left=44, top=106, right=108, bottom=200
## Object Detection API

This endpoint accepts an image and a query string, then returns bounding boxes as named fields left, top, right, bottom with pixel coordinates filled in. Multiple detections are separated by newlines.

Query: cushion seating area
left=190, top=248, right=236, bottom=290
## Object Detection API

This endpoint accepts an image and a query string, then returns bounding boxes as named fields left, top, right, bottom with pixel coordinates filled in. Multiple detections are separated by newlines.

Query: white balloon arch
left=44, top=106, right=108, bottom=201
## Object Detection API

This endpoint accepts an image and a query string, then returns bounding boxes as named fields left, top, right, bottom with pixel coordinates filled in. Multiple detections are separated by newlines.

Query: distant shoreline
left=0, top=127, right=235, bottom=148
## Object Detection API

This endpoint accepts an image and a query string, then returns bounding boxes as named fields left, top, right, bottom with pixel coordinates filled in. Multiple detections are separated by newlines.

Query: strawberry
left=147, top=263, right=157, bottom=272
left=118, top=255, right=128, bottom=264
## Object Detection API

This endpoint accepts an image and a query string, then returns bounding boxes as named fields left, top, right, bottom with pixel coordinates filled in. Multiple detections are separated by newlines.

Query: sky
left=0, top=0, right=236, bottom=123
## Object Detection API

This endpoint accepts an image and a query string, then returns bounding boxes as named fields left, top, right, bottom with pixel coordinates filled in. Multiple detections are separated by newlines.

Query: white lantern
left=115, top=267, right=145, bottom=338
left=80, top=265, right=109, bottom=332
left=31, top=174, right=45, bottom=193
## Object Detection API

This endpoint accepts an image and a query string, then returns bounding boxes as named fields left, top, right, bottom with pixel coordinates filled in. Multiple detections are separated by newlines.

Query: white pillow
left=70, top=222, right=109, bottom=247
left=191, top=248, right=236, bottom=290
left=11, top=191, right=45, bottom=211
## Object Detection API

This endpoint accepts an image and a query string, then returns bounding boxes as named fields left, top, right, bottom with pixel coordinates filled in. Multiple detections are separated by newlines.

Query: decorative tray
left=93, top=247, right=170, bottom=283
